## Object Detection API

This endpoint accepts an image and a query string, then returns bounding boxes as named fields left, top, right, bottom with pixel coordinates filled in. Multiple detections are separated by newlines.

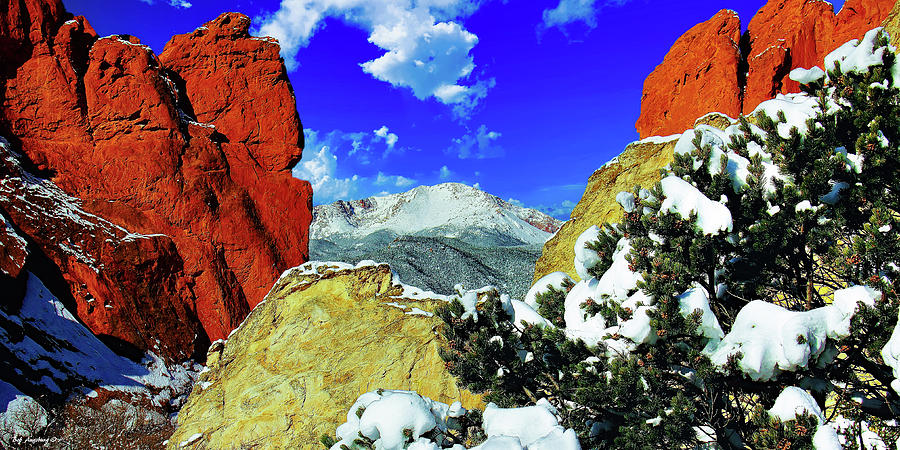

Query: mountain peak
left=312, top=183, right=562, bottom=246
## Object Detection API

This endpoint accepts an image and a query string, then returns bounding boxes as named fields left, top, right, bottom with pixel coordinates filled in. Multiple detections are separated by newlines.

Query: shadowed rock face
left=636, top=0, right=894, bottom=139
left=0, top=0, right=313, bottom=362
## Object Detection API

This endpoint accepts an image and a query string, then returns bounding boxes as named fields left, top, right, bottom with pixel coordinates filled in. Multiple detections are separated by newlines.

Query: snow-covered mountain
left=310, top=183, right=564, bottom=297
left=311, top=183, right=562, bottom=247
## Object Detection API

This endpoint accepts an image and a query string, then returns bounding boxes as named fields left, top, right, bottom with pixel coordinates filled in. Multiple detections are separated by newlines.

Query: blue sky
left=65, top=0, right=846, bottom=218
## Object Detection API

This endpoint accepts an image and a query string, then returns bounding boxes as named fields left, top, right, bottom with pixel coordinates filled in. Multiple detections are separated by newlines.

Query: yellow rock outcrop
left=168, top=263, right=481, bottom=449
left=884, top=1, right=900, bottom=48
left=533, top=137, right=677, bottom=282
left=533, top=113, right=735, bottom=283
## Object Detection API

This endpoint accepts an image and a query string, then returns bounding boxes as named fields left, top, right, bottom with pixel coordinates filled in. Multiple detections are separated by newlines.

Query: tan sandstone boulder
left=884, top=1, right=900, bottom=48
left=168, top=262, right=481, bottom=449
left=535, top=113, right=736, bottom=283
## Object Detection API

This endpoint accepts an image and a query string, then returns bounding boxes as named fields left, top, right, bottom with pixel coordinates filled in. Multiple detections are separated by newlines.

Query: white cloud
left=543, top=0, right=599, bottom=28
left=137, top=0, right=192, bottom=8
left=541, top=0, right=629, bottom=30
left=255, top=0, right=491, bottom=115
left=438, top=165, right=453, bottom=180
left=292, top=130, right=359, bottom=203
left=375, top=172, right=416, bottom=187
left=318, top=127, right=401, bottom=164
left=450, top=124, right=503, bottom=159
left=374, top=125, right=399, bottom=148
left=538, top=199, right=577, bottom=219
left=507, top=198, right=524, bottom=207
left=293, top=128, right=424, bottom=204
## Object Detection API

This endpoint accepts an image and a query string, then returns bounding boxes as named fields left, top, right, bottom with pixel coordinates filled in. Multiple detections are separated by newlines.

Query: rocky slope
left=347, top=235, right=543, bottom=298
left=0, top=0, right=312, bottom=363
left=169, top=262, right=481, bottom=449
left=637, top=0, right=894, bottom=138
left=312, top=183, right=561, bottom=297
left=0, top=267, right=199, bottom=442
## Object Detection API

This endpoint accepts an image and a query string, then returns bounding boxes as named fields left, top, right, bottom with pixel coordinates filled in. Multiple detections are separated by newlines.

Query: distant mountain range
left=310, top=183, right=563, bottom=297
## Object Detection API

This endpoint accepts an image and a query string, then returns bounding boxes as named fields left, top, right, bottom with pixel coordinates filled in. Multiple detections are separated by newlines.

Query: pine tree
left=437, top=29, right=900, bottom=449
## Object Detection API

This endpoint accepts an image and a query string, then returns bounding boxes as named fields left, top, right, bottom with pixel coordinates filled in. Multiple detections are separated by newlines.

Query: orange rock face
left=0, top=0, right=312, bottom=362
left=160, top=12, right=303, bottom=172
left=635, top=10, right=743, bottom=138
left=637, top=0, right=895, bottom=139
left=745, top=0, right=894, bottom=109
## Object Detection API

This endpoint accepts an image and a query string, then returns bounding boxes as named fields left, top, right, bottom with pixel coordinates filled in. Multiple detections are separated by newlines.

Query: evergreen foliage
left=436, top=30, right=900, bottom=449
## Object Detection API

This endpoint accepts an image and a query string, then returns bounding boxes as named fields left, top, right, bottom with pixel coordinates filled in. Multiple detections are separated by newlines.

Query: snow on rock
left=0, top=214, right=28, bottom=279
left=573, top=226, right=602, bottom=280
left=825, top=28, right=891, bottom=79
left=789, top=66, right=826, bottom=85
left=0, top=272, right=201, bottom=411
left=707, top=286, right=879, bottom=381
left=0, top=393, right=48, bottom=440
left=524, top=272, right=574, bottom=310
left=179, top=433, right=203, bottom=448
left=769, top=387, right=841, bottom=450
left=331, top=390, right=578, bottom=450
left=659, top=176, right=733, bottom=235
left=278, top=260, right=452, bottom=304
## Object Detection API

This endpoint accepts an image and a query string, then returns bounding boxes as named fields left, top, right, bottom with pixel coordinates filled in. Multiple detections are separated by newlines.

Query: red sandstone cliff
left=637, top=0, right=895, bottom=138
left=0, top=0, right=312, bottom=362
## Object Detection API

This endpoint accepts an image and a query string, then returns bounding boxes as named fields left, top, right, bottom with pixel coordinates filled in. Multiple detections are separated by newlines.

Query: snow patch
left=524, top=272, right=574, bottom=310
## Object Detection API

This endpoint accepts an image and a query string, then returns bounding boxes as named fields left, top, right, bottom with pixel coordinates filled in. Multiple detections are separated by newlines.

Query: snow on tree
left=324, top=27, right=900, bottom=450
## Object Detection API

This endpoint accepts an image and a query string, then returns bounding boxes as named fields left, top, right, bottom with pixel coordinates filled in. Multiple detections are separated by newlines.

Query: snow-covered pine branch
left=324, top=27, right=900, bottom=450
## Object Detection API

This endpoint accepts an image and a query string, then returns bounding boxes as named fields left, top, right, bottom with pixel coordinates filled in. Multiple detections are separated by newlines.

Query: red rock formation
left=0, top=139, right=202, bottom=359
left=0, top=0, right=312, bottom=362
left=0, top=208, right=29, bottom=312
left=635, top=10, right=743, bottom=138
left=637, top=0, right=895, bottom=139
left=745, top=0, right=893, bottom=109
left=160, top=13, right=303, bottom=172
